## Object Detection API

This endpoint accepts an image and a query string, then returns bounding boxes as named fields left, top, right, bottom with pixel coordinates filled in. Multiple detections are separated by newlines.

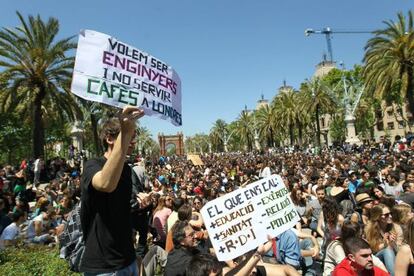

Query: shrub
left=0, top=245, right=79, bottom=276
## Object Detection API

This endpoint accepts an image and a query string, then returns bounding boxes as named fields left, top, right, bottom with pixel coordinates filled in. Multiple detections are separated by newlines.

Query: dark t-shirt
left=165, top=247, right=199, bottom=276
left=80, top=157, right=135, bottom=273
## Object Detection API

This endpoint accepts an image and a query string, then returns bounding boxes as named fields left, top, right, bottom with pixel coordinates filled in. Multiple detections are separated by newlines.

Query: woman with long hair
left=317, top=198, right=344, bottom=244
left=395, top=217, right=414, bottom=276
left=290, top=187, right=308, bottom=225
left=365, top=203, right=403, bottom=275
left=392, top=203, right=414, bottom=233
left=152, top=195, right=173, bottom=248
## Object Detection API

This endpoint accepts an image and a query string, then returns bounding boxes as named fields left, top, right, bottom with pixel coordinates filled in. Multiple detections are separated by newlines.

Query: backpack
left=58, top=202, right=85, bottom=272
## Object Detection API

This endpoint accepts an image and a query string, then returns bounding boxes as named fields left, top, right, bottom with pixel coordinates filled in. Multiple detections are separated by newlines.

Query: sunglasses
left=381, top=212, right=391, bottom=218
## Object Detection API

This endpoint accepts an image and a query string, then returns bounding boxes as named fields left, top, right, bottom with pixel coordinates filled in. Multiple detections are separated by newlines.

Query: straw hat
left=330, top=186, right=345, bottom=197
left=355, top=193, right=373, bottom=205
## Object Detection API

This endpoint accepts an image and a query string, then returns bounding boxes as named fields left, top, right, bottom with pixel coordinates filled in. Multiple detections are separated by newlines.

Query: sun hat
left=355, top=193, right=373, bottom=205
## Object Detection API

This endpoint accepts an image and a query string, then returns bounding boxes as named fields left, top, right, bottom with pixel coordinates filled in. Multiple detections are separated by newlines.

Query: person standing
left=33, top=156, right=43, bottom=186
left=80, top=106, right=144, bottom=275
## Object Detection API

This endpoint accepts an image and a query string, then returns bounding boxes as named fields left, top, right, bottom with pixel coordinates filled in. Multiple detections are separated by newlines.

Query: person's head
left=341, top=221, right=362, bottom=242
left=193, top=196, right=203, bottom=211
left=355, top=193, right=374, bottom=210
left=36, top=197, right=50, bottom=210
left=12, top=210, right=26, bottom=225
left=392, top=203, right=413, bottom=226
left=315, top=186, right=325, bottom=202
left=165, top=194, right=174, bottom=208
left=172, top=197, right=184, bottom=212
left=343, top=237, right=374, bottom=271
left=186, top=254, right=222, bottom=276
left=403, top=182, right=414, bottom=193
left=372, top=186, right=385, bottom=200
left=290, top=187, right=304, bottom=205
left=370, top=203, right=393, bottom=228
left=179, top=190, right=188, bottom=201
left=172, top=220, right=197, bottom=249
left=349, top=172, right=357, bottom=182
left=387, top=171, right=399, bottom=184
left=100, top=118, right=137, bottom=154
left=322, top=197, right=341, bottom=225
left=178, top=204, right=193, bottom=221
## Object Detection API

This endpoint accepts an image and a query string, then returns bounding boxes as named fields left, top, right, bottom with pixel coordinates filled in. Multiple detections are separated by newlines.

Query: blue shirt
left=348, top=179, right=362, bottom=193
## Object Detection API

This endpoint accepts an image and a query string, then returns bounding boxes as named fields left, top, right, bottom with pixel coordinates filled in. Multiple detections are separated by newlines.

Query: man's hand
left=136, top=193, right=151, bottom=209
left=118, top=106, right=144, bottom=135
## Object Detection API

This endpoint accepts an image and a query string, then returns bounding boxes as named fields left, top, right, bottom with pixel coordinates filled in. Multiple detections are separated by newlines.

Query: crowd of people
left=1, top=110, right=414, bottom=275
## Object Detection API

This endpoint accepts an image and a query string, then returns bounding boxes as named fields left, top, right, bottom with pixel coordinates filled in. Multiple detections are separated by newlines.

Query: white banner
left=200, top=175, right=299, bottom=261
left=71, top=30, right=182, bottom=126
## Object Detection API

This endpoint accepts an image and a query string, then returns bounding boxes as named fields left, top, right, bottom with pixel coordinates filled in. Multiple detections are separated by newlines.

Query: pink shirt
left=153, top=207, right=172, bottom=241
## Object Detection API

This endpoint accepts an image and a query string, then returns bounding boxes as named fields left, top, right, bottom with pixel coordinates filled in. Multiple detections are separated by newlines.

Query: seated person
left=0, top=210, right=26, bottom=249
left=165, top=220, right=199, bottom=276
left=26, top=208, right=56, bottom=244
left=333, top=237, right=388, bottom=276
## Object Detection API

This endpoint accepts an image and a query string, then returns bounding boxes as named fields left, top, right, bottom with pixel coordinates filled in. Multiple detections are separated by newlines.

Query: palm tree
left=363, top=11, right=414, bottom=117
left=236, top=110, right=254, bottom=151
left=0, top=12, right=78, bottom=158
left=273, top=88, right=297, bottom=146
left=256, top=105, right=276, bottom=148
left=210, top=119, right=227, bottom=152
left=301, top=79, right=337, bottom=147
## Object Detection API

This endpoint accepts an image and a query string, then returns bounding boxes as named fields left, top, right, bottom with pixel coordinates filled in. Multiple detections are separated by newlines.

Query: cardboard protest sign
left=187, top=154, right=204, bottom=166
left=200, top=174, right=299, bottom=261
left=71, top=30, right=182, bottom=126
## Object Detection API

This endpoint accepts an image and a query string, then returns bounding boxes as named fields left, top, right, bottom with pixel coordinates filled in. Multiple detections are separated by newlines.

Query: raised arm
left=92, top=107, right=144, bottom=193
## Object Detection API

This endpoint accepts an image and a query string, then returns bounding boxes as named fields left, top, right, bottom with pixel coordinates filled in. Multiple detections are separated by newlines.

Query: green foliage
left=0, top=112, right=31, bottom=164
left=363, top=10, right=414, bottom=115
left=0, top=246, right=79, bottom=276
left=329, top=115, right=346, bottom=143
left=0, top=12, right=79, bottom=158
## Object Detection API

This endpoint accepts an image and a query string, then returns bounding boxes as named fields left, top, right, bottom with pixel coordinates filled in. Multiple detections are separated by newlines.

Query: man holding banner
left=80, top=106, right=144, bottom=275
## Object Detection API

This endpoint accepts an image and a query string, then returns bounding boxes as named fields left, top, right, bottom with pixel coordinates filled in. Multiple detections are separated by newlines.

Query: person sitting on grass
left=0, top=210, right=26, bottom=249
left=26, top=208, right=56, bottom=245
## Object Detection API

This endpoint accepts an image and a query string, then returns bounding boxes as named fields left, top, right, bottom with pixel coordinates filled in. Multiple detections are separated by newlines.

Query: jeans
left=375, top=247, right=395, bottom=276
left=83, top=260, right=139, bottom=276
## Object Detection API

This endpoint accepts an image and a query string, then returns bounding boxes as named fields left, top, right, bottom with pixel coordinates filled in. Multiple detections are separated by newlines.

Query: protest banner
left=200, top=174, right=299, bottom=261
left=187, top=154, right=204, bottom=166
left=71, top=30, right=182, bottom=126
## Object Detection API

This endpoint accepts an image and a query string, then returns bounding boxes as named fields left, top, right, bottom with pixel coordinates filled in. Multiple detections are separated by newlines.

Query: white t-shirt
left=259, top=167, right=271, bottom=178
left=0, top=222, right=20, bottom=249
left=26, top=214, right=48, bottom=239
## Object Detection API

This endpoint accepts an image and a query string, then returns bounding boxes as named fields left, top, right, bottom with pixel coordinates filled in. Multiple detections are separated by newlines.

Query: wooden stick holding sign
left=200, top=174, right=299, bottom=261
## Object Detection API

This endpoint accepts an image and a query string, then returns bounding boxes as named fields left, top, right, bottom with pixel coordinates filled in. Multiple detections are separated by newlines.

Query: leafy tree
left=236, top=110, right=254, bottom=151
left=0, top=12, right=80, bottom=158
left=363, top=10, right=414, bottom=117
left=210, top=119, right=228, bottom=152
left=301, top=79, right=337, bottom=147
left=273, top=88, right=299, bottom=146
left=256, top=105, right=276, bottom=148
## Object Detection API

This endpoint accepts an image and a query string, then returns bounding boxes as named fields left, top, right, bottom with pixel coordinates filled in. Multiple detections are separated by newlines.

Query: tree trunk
left=289, top=123, right=294, bottom=146
left=315, top=104, right=321, bottom=147
left=297, top=120, right=303, bottom=146
left=406, top=67, right=414, bottom=123
left=90, top=113, right=102, bottom=156
left=33, top=90, right=45, bottom=158
left=269, top=128, right=274, bottom=148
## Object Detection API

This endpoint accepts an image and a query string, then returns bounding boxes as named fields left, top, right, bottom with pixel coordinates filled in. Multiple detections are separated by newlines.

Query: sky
left=2, top=1, right=413, bottom=140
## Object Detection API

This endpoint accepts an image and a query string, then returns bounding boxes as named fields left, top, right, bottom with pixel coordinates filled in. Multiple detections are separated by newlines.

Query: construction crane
left=304, top=27, right=372, bottom=62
